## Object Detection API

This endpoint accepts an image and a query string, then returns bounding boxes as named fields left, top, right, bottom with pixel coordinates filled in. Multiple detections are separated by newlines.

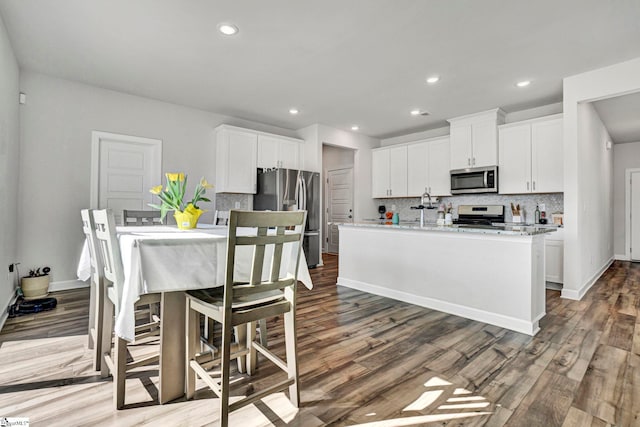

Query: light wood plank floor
left=1, top=256, right=639, bottom=426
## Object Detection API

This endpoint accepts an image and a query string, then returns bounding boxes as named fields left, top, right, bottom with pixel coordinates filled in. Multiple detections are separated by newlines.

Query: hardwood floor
left=1, top=256, right=639, bottom=426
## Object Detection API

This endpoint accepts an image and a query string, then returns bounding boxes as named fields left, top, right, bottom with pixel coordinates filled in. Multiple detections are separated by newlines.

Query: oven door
left=450, top=167, right=498, bottom=194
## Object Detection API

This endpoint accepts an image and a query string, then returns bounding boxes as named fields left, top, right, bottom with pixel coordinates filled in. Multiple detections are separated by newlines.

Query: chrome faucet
left=421, top=190, right=433, bottom=209
left=410, top=189, right=435, bottom=227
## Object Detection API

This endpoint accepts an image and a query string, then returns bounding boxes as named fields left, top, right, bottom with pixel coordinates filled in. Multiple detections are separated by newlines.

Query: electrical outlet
left=539, top=204, right=546, bottom=212
left=235, top=202, right=241, bottom=209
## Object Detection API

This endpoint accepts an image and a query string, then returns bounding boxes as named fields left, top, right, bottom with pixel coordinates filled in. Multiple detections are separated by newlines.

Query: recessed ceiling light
left=351, top=125, right=359, bottom=131
left=516, top=80, right=531, bottom=88
left=218, top=23, right=239, bottom=36
left=289, top=108, right=299, bottom=115
left=426, top=76, right=440, bottom=84
left=410, top=109, right=421, bottom=116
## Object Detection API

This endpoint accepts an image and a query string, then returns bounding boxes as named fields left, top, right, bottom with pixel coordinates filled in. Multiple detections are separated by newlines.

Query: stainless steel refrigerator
left=253, top=168, right=320, bottom=268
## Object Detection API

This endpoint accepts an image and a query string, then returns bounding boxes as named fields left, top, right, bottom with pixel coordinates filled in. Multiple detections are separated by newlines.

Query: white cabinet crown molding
left=214, top=124, right=303, bottom=144
left=499, top=113, right=563, bottom=130
left=446, top=108, right=506, bottom=126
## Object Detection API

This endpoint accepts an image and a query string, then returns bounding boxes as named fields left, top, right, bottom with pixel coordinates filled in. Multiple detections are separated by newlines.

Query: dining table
left=77, top=223, right=313, bottom=404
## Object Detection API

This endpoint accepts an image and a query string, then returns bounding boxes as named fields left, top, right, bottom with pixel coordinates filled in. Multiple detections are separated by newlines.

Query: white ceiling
left=1, top=0, right=640, bottom=139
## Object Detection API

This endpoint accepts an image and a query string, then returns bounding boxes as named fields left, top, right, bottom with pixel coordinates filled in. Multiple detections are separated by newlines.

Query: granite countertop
left=339, top=221, right=557, bottom=236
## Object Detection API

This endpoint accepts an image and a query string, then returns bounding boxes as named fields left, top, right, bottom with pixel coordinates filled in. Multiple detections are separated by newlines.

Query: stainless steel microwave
left=450, top=166, right=498, bottom=194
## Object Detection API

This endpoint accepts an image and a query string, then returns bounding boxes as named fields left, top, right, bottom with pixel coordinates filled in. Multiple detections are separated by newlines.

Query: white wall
left=613, top=141, right=640, bottom=257
left=0, top=13, right=20, bottom=322
left=18, top=71, right=296, bottom=286
left=576, top=103, right=614, bottom=285
left=562, top=56, right=640, bottom=299
left=323, top=144, right=354, bottom=171
left=381, top=126, right=449, bottom=147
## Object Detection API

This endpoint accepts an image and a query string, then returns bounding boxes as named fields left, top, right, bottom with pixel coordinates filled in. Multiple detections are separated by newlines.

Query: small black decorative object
left=378, top=205, right=386, bottom=219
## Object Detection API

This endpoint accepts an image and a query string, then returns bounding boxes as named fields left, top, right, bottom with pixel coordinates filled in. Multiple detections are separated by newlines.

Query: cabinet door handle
left=468, top=158, right=471, bottom=166
left=472, top=157, right=475, bottom=166
left=390, top=189, right=392, bottom=196
left=533, top=181, right=536, bottom=191
left=527, top=182, right=530, bottom=191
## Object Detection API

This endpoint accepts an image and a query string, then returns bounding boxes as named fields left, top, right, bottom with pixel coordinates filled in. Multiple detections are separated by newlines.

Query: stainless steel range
left=454, top=205, right=505, bottom=227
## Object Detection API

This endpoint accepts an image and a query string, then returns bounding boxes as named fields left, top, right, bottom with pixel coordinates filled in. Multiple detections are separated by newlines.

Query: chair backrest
left=214, top=210, right=230, bottom=226
left=122, top=209, right=163, bottom=226
left=80, top=209, right=104, bottom=286
left=92, top=209, right=126, bottom=309
left=225, top=210, right=307, bottom=302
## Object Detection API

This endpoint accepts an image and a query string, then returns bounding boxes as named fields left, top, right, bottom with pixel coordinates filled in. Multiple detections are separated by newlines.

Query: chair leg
left=101, top=296, right=114, bottom=379
left=88, top=281, right=96, bottom=350
left=258, top=319, right=268, bottom=347
left=92, top=279, right=105, bottom=371
left=220, top=319, right=234, bottom=427
left=284, top=308, right=299, bottom=407
left=247, top=321, right=257, bottom=375
left=185, top=299, right=199, bottom=400
left=234, top=325, right=246, bottom=374
left=114, top=336, right=128, bottom=410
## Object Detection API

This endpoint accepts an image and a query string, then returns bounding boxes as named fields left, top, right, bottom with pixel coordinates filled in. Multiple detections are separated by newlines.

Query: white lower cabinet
left=545, top=228, right=564, bottom=284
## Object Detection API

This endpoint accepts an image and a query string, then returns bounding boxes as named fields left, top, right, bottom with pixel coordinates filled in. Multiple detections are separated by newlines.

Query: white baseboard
left=1, top=280, right=88, bottom=332
left=561, top=257, right=614, bottom=300
left=614, top=253, right=630, bottom=261
left=337, top=277, right=540, bottom=336
left=49, top=279, right=89, bottom=292
left=0, top=291, right=19, bottom=332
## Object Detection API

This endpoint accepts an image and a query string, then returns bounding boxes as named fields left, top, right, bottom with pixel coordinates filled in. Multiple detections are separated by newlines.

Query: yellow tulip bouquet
left=149, top=173, right=213, bottom=228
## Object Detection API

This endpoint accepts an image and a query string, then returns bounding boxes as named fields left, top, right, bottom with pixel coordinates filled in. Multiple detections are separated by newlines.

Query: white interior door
left=631, top=170, right=640, bottom=261
left=327, top=168, right=353, bottom=254
left=91, top=132, right=162, bottom=225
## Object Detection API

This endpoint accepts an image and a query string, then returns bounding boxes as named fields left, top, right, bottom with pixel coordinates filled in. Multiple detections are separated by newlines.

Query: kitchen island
left=337, top=222, right=555, bottom=335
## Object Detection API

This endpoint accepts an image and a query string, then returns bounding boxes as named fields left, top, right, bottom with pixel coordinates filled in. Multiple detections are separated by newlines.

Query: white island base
left=337, top=224, right=546, bottom=335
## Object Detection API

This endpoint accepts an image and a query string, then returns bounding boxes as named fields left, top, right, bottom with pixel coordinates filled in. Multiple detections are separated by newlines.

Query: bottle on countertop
left=534, top=204, right=541, bottom=224
left=392, top=212, right=399, bottom=224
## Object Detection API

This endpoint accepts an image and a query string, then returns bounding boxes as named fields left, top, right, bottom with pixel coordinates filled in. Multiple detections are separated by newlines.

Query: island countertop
left=339, top=221, right=557, bottom=236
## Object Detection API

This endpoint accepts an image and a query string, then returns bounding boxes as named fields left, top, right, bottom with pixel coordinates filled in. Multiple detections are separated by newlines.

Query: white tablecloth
left=77, top=225, right=313, bottom=341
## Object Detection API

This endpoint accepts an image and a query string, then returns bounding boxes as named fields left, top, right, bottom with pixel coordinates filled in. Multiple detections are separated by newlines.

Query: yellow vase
left=174, top=207, right=202, bottom=230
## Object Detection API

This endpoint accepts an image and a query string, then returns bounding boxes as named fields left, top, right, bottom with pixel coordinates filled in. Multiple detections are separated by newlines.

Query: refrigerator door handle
left=300, top=175, right=307, bottom=212
left=304, top=231, right=319, bottom=236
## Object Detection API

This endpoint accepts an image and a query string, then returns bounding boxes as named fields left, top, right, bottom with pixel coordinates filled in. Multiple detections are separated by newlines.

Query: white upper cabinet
left=407, top=137, right=451, bottom=197
left=498, top=114, right=563, bottom=194
left=215, top=126, right=258, bottom=194
left=448, top=109, right=505, bottom=170
left=498, top=125, right=532, bottom=194
left=427, top=137, right=451, bottom=196
left=371, top=145, right=408, bottom=198
left=257, top=134, right=302, bottom=170
left=407, top=141, right=428, bottom=197
left=371, top=148, right=390, bottom=198
left=531, top=117, right=563, bottom=193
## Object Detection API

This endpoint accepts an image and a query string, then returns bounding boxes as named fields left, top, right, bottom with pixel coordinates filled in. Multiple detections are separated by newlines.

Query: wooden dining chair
left=122, top=209, right=164, bottom=226
left=185, top=210, right=307, bottom=427
left=80, top=209, right=107, bottom=371
left=92, top=208, right=162, bottom=409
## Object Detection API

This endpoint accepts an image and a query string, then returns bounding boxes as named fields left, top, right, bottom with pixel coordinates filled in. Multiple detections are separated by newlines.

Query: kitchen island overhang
left=337, top=223, right=554, bottom=336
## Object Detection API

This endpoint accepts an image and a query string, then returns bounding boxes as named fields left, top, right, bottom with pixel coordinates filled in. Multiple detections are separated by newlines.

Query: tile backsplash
left=374, top=193, right=564, bottom=224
